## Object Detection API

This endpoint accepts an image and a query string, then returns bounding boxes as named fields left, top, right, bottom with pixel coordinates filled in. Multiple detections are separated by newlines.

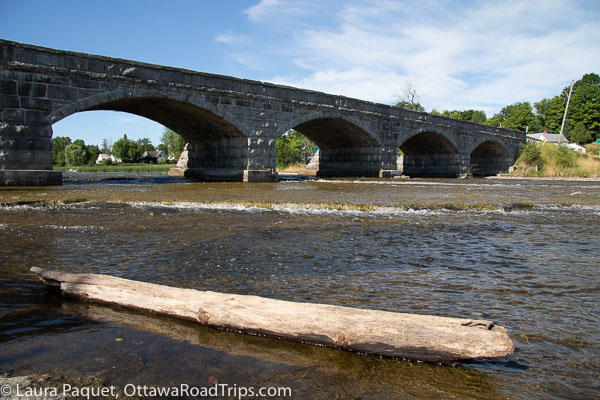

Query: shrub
left=585, top=143, right=599, bottom=156
left=553, top=146, right=576, bottom=168
left=518, top=142, right=543, bottom=166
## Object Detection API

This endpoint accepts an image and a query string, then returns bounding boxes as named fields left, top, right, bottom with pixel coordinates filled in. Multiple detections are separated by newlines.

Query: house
left=527, top=130, right=586, bottom=153
left=140, top=150, right=168, bottom=164
left=527, top=130, right=568, bottom=144
left=565, top=143, right=587, bottom=153
left=96, top=154, right=121, bottom=164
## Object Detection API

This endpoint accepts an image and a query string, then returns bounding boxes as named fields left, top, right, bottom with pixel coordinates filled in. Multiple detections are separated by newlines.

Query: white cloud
left=244, top=0, right=281, bottom=21
left=243, top=0, right=312, bottom=24
left=215, top=33, right=247, bottom=46
left=114, top=113, right=158, bottom=127
left=231, top=0, right=600, bottom=115
left=273, top=67, right=407, bottom=103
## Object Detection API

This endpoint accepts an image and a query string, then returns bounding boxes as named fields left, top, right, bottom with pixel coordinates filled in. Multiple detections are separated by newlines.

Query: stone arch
left=398, top=131, right=465, bottom=178
left=280, top=111, right=380, bottom=147
left=277, top=112, right=382, bottom=177
left=48, top=89, right=248, bottom=139
left=400, top=130, right=460, bottom=155
left=48, top=89, right=249, bottom=181
left=469, top=140, right=512, bottom=177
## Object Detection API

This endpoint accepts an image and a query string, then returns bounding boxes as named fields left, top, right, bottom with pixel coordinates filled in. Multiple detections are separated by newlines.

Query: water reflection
left=1, top=297, right=506, bottom=400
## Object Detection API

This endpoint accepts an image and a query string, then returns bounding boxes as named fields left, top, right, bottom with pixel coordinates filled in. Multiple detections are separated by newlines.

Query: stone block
left=64, top=56, right=88, bottom=71
left=1, top=109, right=26, bottom=123
left=17, top=81, right=32, bottom=96
left=167, top=167, right=186, bottom=177
left=70, top=76, right=101, bottom=90
left=0, top=135, right=51, bottom=151
left=1, top=79, right=17, bottom=95
left=243, top=169, right=277, bottom=182
left=185, top=167, right=245, bottom=182
left=25, top=111, right=49, bottom=124
left=234, top=99, right=252, bottom=108
left=47, top=85, right=79, bottom=101
left=0, top=170, right=62, bottom=186
left=0, top=148, right=49, bottom=169
left=33, top=52, right=62, bottom=68
left=20, top=97, right=53, bottom=111
left=0, top=95, right=19, bottom=108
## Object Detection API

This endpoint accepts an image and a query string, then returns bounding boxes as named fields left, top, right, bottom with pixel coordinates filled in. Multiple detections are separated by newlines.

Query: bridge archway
left=49, top=90, right=249, bottom=181
left=399, top=131, right=465, bottom=178
left=470, top=140, right=512, bottom=176
left=280, top=113, right=382, bottom=177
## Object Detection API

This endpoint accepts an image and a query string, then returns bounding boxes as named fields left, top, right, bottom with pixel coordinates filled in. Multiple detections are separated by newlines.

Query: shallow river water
left=1, top=174, right=599, bottom=399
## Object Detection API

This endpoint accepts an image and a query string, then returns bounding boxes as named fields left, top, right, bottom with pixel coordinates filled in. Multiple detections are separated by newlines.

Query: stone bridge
left=0, top=40, right=525, bottom=185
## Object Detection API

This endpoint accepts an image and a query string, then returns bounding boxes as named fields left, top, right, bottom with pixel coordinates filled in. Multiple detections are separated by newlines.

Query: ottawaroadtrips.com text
left=2, top=382, right=293, bottom=399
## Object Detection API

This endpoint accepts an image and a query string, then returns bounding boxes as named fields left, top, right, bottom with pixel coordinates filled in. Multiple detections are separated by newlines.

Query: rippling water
left=1, top=174, right=599, bottom=399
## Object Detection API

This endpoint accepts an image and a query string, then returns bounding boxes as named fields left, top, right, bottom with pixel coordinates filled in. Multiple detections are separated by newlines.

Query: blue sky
left=2, top=0, right=599, bottom=147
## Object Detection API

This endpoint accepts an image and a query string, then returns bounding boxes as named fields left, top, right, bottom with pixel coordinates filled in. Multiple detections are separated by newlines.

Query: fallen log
left=30, top=267, right=514, bottom=363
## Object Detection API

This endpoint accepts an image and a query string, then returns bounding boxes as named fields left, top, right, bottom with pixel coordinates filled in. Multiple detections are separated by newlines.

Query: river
left=1, top=174, right=599, bottom=399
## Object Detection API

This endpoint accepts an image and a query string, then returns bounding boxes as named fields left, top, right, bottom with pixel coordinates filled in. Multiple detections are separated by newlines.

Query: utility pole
left=559, top=79, right=574, bottom=144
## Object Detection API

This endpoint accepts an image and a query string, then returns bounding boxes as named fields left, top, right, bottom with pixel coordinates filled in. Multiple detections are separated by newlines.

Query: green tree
left=395, top=100, right=425, bottom=112
left=113, top=134, right=142, bottom=163
left=534, top=98, right=550, bottom=131
left=137, top=138, right=156, bottom=152
left=276, top=130, right=315, bottom=169
left=534, top=74, right=600, bottom=142
left=64, top=141, right=87, bottom=167
left=461, top=110, right=487, bottom=123
left=86, top=145, right=100, bottom=165
left=570, top=121, right=592, bottom=144
left=52, top=136, right=71, bottom=166
left=160, top=129, right=186, bottom=161
left=567, top=73, right=600, bottom=142
left=441, top=109, right=487, bottom=123
left=486, top=102, right=536, bottom=132
left=543, top=96, right=566, bottom=134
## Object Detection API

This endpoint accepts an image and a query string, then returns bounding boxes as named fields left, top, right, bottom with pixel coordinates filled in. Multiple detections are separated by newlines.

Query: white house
left=566, top=143, right=587, bottom=153
left=96, top=154, right=122, bottom=164
left=140, top=150, right=168, bottom=163
left=526, top=130, right=586, bottom=153
left=527, top=131, right=568, bottom=144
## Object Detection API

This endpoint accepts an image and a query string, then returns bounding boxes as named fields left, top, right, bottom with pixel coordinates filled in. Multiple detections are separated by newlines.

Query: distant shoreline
left=488, top=174, right=600, bottom=182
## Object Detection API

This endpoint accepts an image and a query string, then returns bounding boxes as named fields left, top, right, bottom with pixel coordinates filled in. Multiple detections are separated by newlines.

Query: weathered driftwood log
left=30, top=267, right=514, bottom=362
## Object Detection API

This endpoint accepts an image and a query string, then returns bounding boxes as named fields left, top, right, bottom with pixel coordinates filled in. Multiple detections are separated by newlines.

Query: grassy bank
left=512, top=142, right=600, bottom=178
left=276, top=162, right=308, bottom=173
left=54, top=163, right=173, bottom=173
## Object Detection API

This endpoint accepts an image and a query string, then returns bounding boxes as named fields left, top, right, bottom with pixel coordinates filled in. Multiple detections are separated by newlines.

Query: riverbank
left=490, top=174, right=600, bottom=181
left=53, top=163, right=173, bottom=173
left=510, top=142, right=600, bottom=178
